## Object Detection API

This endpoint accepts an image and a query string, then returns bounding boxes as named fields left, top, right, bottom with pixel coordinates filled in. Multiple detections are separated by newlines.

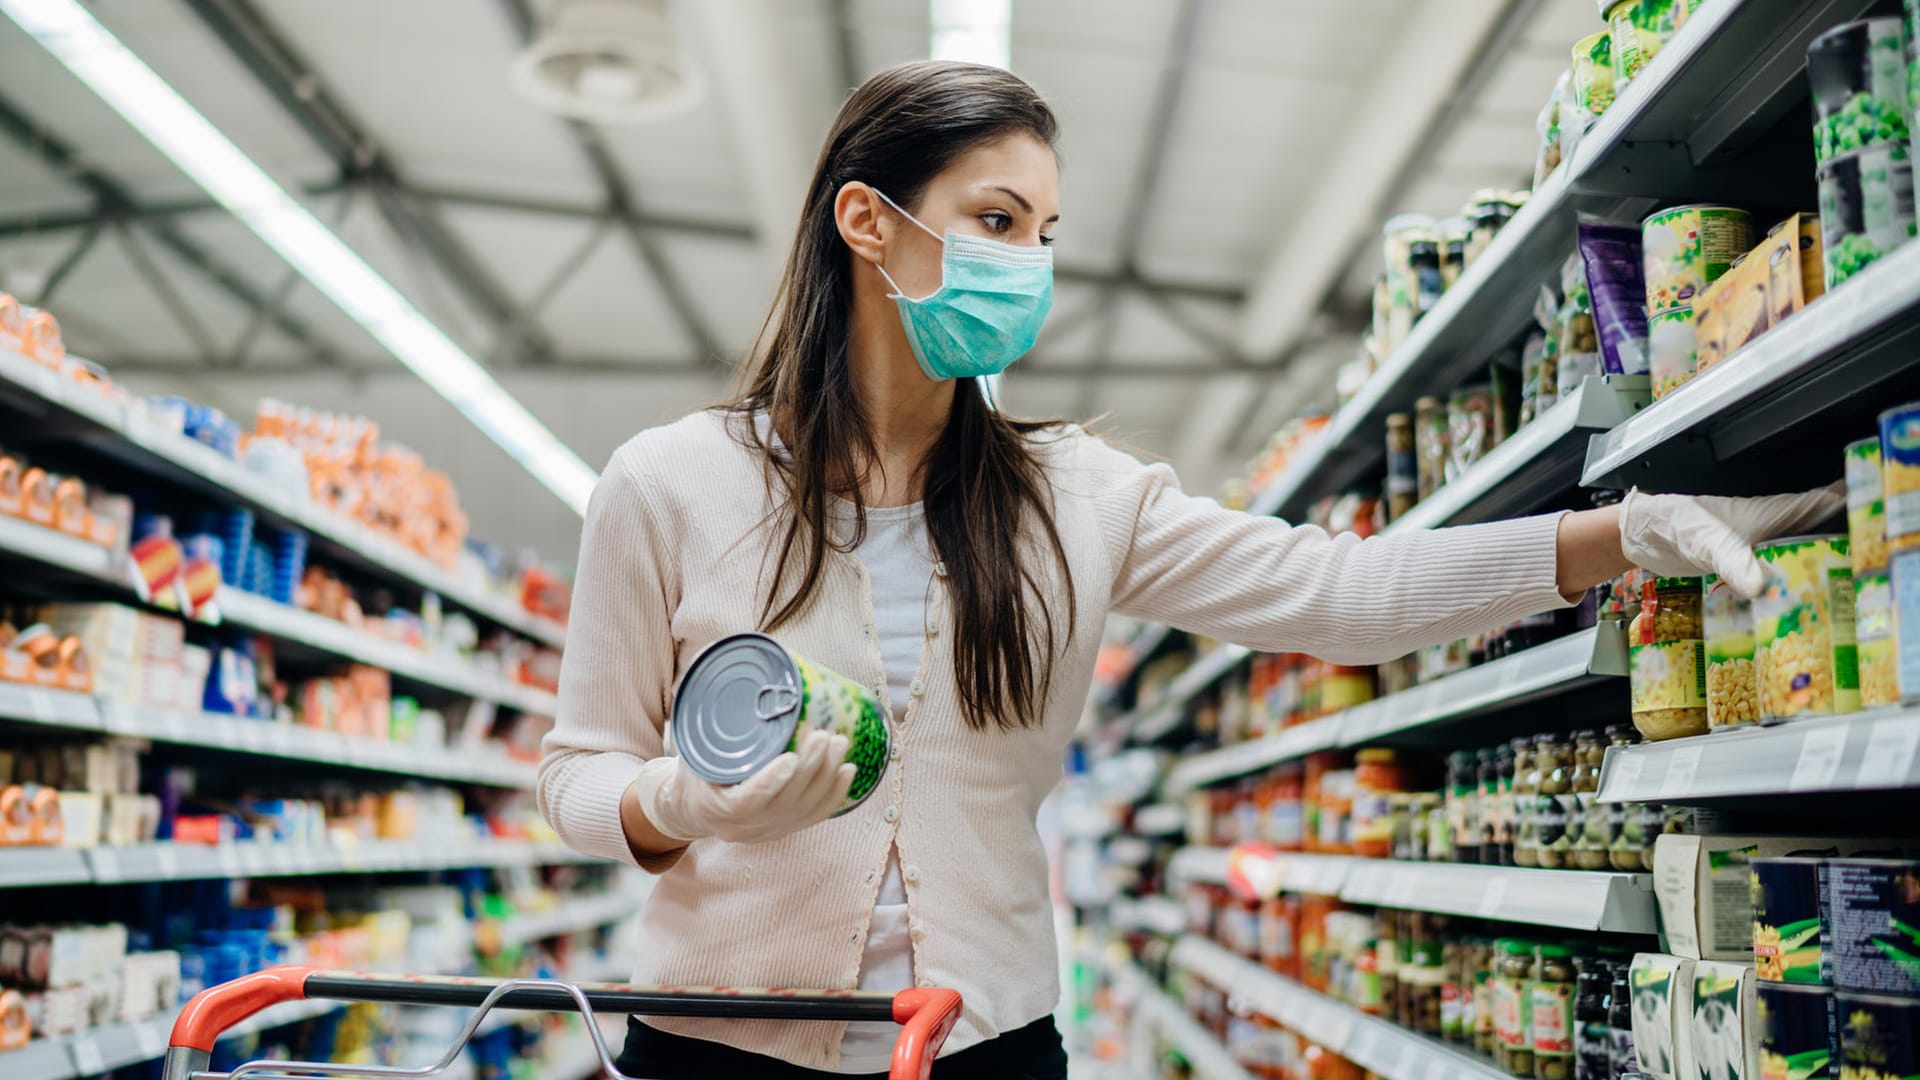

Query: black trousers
left=612, top=1015, right=1069, bottom=1079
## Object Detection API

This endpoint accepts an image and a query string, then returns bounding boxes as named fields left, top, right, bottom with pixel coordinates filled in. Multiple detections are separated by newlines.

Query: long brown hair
left=723, top=61, right=1075, bottom=732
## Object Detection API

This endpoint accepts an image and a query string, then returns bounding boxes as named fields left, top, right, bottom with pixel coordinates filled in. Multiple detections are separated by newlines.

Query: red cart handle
left=169, top=966, right=966, bottom=1080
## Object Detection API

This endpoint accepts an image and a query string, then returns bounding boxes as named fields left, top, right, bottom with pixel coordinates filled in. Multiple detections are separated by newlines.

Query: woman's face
left=866, top=133, right=1060, bottom=298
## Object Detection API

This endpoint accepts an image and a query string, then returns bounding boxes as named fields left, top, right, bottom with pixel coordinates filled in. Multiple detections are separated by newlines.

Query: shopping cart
left=161, top=966, right=964, bottom=1080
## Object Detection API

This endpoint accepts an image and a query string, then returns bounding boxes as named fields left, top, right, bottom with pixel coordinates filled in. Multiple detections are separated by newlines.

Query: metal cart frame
left=161, top=967, right=964, bottom=1080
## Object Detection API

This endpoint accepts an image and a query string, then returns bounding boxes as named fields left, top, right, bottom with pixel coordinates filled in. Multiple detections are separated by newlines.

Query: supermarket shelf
left=1103, top=951, right=1253, bottom=1080
left=1336, top=624, right=1626, bottom=745
left=0, top=348, right=565, bottom=649
left=1597, top=708, right=1920, bottom=803
left=1109, top=895, right=1188, bottom=937
left=1173, top=936, right=1504, bottom=1080
left=0, top=838, right=599, bottom=889
left=496, top=888, right=645, bottom=947
left=0, top=684, right=537, bottom=790
left=1170, top=847, right=1655, bottom=932
left=220, top=590, right=558, bottom=715
left=1583, top=239, right=1920, bottom=491
left=1569, top=0, right=1881, bottom=203
left=0, top=515, right=556, bottom=715
left=1385, top=376, right=1648, bottom=534
left=1250, top=168, right=1578, bottom=525
left=1127, top=645, right=1252, bottom=743
left=1161, top=626, right=1625, bottom=795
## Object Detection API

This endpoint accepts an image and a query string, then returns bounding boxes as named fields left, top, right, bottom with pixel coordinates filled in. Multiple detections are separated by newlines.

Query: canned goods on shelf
left=1817, top=144, right=1917, bottom=289
left=1642, top=205, right=1754, bottom=315
left=1648, top=306, right=1697, bottom=399
left=1807, top=17, right=1912, bottom=166
left=1752, top=535, right=1859, bottom=721
left=1847, top=436, right=1889, bottom=573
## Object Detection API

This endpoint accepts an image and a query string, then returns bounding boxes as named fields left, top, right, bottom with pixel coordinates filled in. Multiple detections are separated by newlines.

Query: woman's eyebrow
left=984, top=184, right=1059, bottom=224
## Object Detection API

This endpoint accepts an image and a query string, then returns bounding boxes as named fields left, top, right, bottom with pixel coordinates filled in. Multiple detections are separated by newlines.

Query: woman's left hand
left=1619, top=483, right=1846, bottom=597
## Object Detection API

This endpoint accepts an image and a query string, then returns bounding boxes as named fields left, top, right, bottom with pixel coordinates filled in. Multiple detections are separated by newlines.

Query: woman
left=540, top=61, right=1836, bottom=1078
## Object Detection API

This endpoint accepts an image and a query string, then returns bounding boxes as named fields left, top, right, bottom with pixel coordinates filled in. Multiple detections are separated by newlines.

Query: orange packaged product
left=51, top=476, right=88, bottom=538
left=55, top=636, right=90, bottom=693
left=0, top=784, right=27, bottom=844
left=26, top=785, right=61, bottom=845
left=20, top=309, right=64, bottom=367
left=0, top=454, right=21, bottom=517
left=1259, top=893, right=1303, bottom=978
left=1351, top=748, right=1411, bottom=858
left=18, top=467, right=54, bottom=526
left=1269, top=763, right=1305, bottom=851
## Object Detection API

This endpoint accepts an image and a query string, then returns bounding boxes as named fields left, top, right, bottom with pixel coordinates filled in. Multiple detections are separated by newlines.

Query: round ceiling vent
left=509, top=0, right=703, bottom=125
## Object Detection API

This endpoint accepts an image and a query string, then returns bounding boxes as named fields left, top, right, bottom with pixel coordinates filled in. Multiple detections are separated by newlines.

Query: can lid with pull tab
left=671, top=632, right=804, bottom=785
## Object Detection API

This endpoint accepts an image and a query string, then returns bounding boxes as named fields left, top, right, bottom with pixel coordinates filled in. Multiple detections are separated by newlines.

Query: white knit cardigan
left=538, top=409, right=1570, bottom=1068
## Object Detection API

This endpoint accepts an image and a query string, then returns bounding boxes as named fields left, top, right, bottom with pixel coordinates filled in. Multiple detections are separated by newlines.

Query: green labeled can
left=1845, top=437, right=1887, bottom=573
left=1756, top=982, right=1836, bottom=1080
left=1642, top=205, right=1754, bottom=314
left=1648, top=305, right=1698, bottom=399
left=671, top=632, right=890, bottom=815
left=1807, top=17, right=1911, bottom=165
left=1817, top=143, right=1917, bottom=290
left=1856, top=570, right=1899, bottom=708
left=1751, top=857, right=1825, bottom=984
left=1753, top=535, right=1860, bottom=720
left=1602, top=0, right=1679, bottom=87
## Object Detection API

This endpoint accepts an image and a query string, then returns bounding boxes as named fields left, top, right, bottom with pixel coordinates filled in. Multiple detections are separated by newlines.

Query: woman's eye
left=980, top=212, right=1011, bottom=233
left=1039, top=234, right=1055, bottom=247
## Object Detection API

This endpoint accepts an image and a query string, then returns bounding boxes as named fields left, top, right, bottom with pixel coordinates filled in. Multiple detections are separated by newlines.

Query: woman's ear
left=834, top=181, right=888, bottom=265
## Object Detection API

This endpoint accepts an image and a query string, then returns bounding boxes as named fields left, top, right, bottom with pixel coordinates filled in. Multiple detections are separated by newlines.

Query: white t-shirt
left=832, top=499, right=930, bottom=1073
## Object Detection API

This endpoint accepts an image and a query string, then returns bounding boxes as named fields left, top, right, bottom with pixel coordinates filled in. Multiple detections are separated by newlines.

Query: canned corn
left=671, top=632, right=891, bottom=815
left=1703, top=574, right=1759, bottom=730
left=1879, top=402, right=1920, bottom=542
left=1856, top=569, right=1899, bottom=708
left=1846, top=436, right=1888, bottom=572
left=1752, top=535, right=1859, bottom=720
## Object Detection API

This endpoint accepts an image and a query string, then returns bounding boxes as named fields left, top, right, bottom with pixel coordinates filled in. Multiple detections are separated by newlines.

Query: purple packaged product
left=1578, top=221, right=1651, bottom=375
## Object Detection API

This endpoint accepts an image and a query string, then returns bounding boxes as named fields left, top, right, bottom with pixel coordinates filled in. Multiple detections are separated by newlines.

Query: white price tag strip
left=72, top=1035, right=107, bottom=1075
left=1856, top=719, right=1920, bottom=789
left=1477, top=876, right=1511, bottom=917
left=1789, top=724, right=1850, bottom=792
left=27, top=689, right=56, bottom=723
left=1606, top=750, right=1645, bottom=797
left=136, top=1018, right=167, bottom=1059
left=1659, top=745, right=1703, bottom=799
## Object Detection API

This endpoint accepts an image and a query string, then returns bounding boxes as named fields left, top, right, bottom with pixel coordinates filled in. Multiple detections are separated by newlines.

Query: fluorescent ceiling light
left=2, top=0, right=598, bottom=515
left=930, top=0, right=1011, bottom=69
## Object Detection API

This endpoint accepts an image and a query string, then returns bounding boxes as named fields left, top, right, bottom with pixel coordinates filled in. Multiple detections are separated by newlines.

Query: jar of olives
left=1534, top=736, right=1575, bottom=870
left=1495, top=939, right=1537, bottom=1076
left=1512, top=737, right=1542, bottom=867
left=1570, top=730, right=1612, bottom=870
left=1448, top=749, right=1481, bottom=864
left=1603, top=725, right=1648, bottom=871
left=1531, top=945, right=1577, bottom=1079
left=1628, top=575, right=1709, bottom=740
left=1471, top=938, right=1499, bottom=1056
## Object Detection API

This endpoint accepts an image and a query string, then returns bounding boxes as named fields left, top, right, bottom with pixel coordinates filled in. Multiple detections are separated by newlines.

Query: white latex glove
left=633, top=729, right=854, bottom=845
left=1619, top=482, right=1846, bottom=597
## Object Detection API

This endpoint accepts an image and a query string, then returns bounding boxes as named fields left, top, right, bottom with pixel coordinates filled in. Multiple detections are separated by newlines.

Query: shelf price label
left=1856, top=719, right=1920, bottom=789
left=1789, top=724, right=1849, bottom=792
left=1477, top=877, right=1511, bottom=917
left=1659, top=745, right=1702, bottom=799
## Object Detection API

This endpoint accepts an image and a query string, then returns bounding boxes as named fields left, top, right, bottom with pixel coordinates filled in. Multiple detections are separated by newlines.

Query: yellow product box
left=1696, top=214, right=1823, bottom=370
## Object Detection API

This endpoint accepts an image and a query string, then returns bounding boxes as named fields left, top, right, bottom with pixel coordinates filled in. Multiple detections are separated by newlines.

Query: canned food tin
left=1807, top=18, right=1911, bottom=166
left=1821, top=859, right=1920, bottom=994
left=1755, top=982, right=1836, bottom=1080
left=1572, top=32, right=1617, bottom=123
left=1643, top=205, right=1755, bottom=314
left=1705, top=575, right=1760, bottom=730
left=1602, top=0, right=1679, bottom=87
left=1835, top=990, right=1920, bottom=1080
left=1856, top=570, right=1899, bottom=709
left=1817, top=144, right=1917, bottom=289
left=670, top=633, right=890, bottom=815
left=1649, top=306, right=1698, bottom=399
left=1880, top=404, right=1920, bottom=542
left=1752, top=857, right=1826, bottom=984
left=1846, top=438, right=1889, bottom=573
left=1753, top=535, right=1860, bottom=720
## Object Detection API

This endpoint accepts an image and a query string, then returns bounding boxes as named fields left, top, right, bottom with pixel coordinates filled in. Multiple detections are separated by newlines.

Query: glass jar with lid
left=1534, top=736, right=1576, bottom=870
left=1628, top=575, right=1708, bottom=740
left=1570, top=730, right=1611, bottom=870
left=1531, top=945, right=1577, bottom=1079
left=1512, top=736, right=1542, bottom=867
left=1448, top=749, right=1481, bottom=864
left=1351, top=748, right=1408, bottom=858
left=1494, top=938, right=1537, bottom=1076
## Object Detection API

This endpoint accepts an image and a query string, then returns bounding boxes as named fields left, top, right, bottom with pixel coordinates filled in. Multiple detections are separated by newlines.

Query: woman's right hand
left=625, top=730, right=854, bottom=847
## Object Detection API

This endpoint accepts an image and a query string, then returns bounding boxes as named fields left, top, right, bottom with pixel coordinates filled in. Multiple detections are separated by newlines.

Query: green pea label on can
left=1817, top=143, right=1917, bottom=289
left=1807, top=17, right=1911, bottom=165
left=1643, top=205, right=1754, bottom=314
left=671, top=632, right=891, bottom=815
left=1604, top=0, right=1678, bottom=87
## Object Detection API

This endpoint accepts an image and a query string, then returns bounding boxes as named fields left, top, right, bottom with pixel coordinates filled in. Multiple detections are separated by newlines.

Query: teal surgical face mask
left=869, top=188, right=1054, bottom=381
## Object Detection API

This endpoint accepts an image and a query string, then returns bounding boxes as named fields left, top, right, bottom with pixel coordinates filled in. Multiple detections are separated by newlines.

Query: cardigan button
left=903, top=865, right=920, bottom=883
left=889, top=742, right=901, bottom=760
left=882, top=805, right=899, bottom=823
left=910, top=926, right=926, bottom=943
left=909, top=678, right=924, bottom=697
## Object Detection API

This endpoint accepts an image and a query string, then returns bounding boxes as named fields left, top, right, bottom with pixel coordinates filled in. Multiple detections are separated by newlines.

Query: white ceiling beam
left=1235, top=0, right=1511, bottom=362
left=685, top=0, right=817, bottom=283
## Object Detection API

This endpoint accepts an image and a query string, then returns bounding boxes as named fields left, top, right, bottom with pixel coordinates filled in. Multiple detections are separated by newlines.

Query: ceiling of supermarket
left=0, top=0, right=1596, bottom=558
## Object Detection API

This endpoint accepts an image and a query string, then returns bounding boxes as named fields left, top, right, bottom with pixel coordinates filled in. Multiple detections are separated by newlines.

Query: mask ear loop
left=867, top=187, right=946, bottom=302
